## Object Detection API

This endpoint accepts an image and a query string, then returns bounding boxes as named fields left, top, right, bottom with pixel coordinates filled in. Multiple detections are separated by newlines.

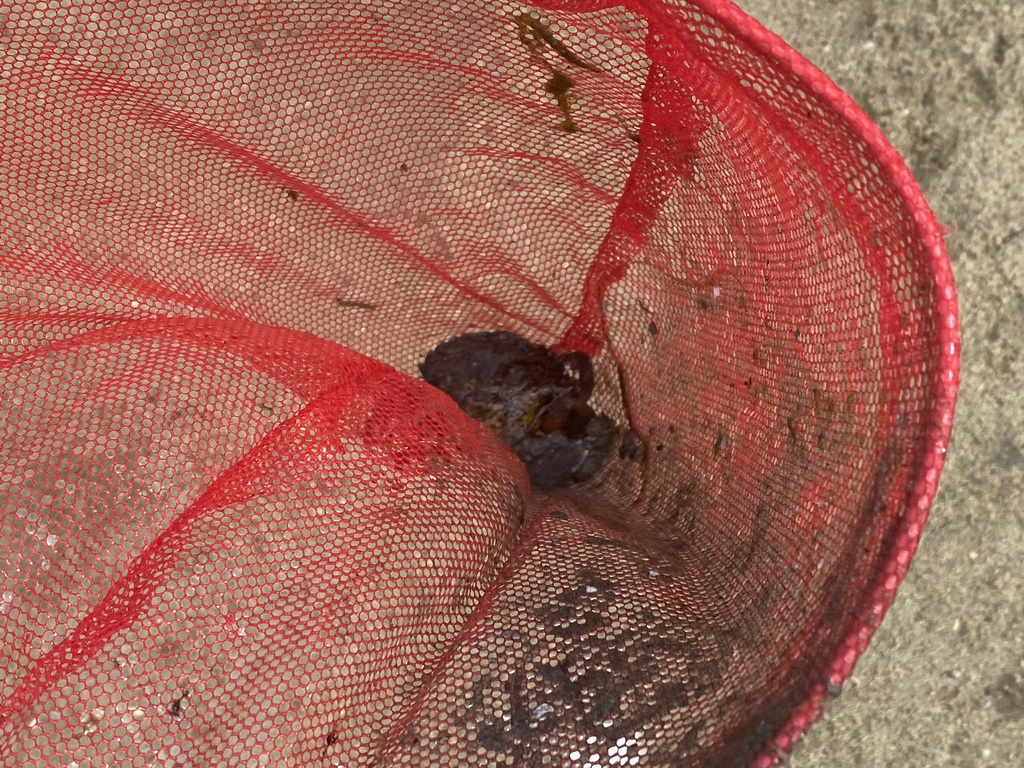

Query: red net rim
left=666, top=0, right=961, bottom=761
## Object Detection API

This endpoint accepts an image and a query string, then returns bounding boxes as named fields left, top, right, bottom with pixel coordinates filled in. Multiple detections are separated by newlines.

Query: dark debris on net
left=420, top=330, right=617, bottom=490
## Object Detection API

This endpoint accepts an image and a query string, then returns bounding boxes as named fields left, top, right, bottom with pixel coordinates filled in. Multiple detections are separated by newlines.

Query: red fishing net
left=0, top=0, right=960, bottom=766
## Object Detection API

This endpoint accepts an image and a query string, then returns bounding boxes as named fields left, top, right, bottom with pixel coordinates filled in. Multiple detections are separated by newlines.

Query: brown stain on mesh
left=514, top=12, right=599, bottom=133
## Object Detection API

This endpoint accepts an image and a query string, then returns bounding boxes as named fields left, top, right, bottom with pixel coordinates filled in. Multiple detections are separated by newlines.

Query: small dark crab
left=420, top=330, right=616, bottom=490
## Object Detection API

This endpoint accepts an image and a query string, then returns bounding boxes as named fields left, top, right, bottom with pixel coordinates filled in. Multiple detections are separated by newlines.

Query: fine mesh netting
left=0, top=0, right=960, bottom=766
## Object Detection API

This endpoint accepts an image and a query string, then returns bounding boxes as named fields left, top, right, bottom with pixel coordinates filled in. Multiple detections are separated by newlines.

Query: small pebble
left=532, top=703, right=554, bottom=720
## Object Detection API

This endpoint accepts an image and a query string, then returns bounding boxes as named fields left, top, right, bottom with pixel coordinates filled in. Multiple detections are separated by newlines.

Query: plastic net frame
left=0, top=0, right=959, bottom=766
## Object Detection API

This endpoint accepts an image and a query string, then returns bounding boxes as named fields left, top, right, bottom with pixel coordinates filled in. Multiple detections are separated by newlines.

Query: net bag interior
left=0, top=0, right=960, bottom=766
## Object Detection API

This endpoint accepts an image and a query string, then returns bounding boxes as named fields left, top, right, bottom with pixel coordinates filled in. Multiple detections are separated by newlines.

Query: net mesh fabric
left=0, top=1, right=959, bottom=766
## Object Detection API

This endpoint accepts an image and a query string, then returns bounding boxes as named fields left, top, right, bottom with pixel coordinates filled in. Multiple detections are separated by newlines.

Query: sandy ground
left=731, top=1, right=1024, bottom=765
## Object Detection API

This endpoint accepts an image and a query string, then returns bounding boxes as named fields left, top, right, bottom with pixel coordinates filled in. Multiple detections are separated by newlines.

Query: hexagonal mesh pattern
left=0, top=1, right=959, bottom=766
